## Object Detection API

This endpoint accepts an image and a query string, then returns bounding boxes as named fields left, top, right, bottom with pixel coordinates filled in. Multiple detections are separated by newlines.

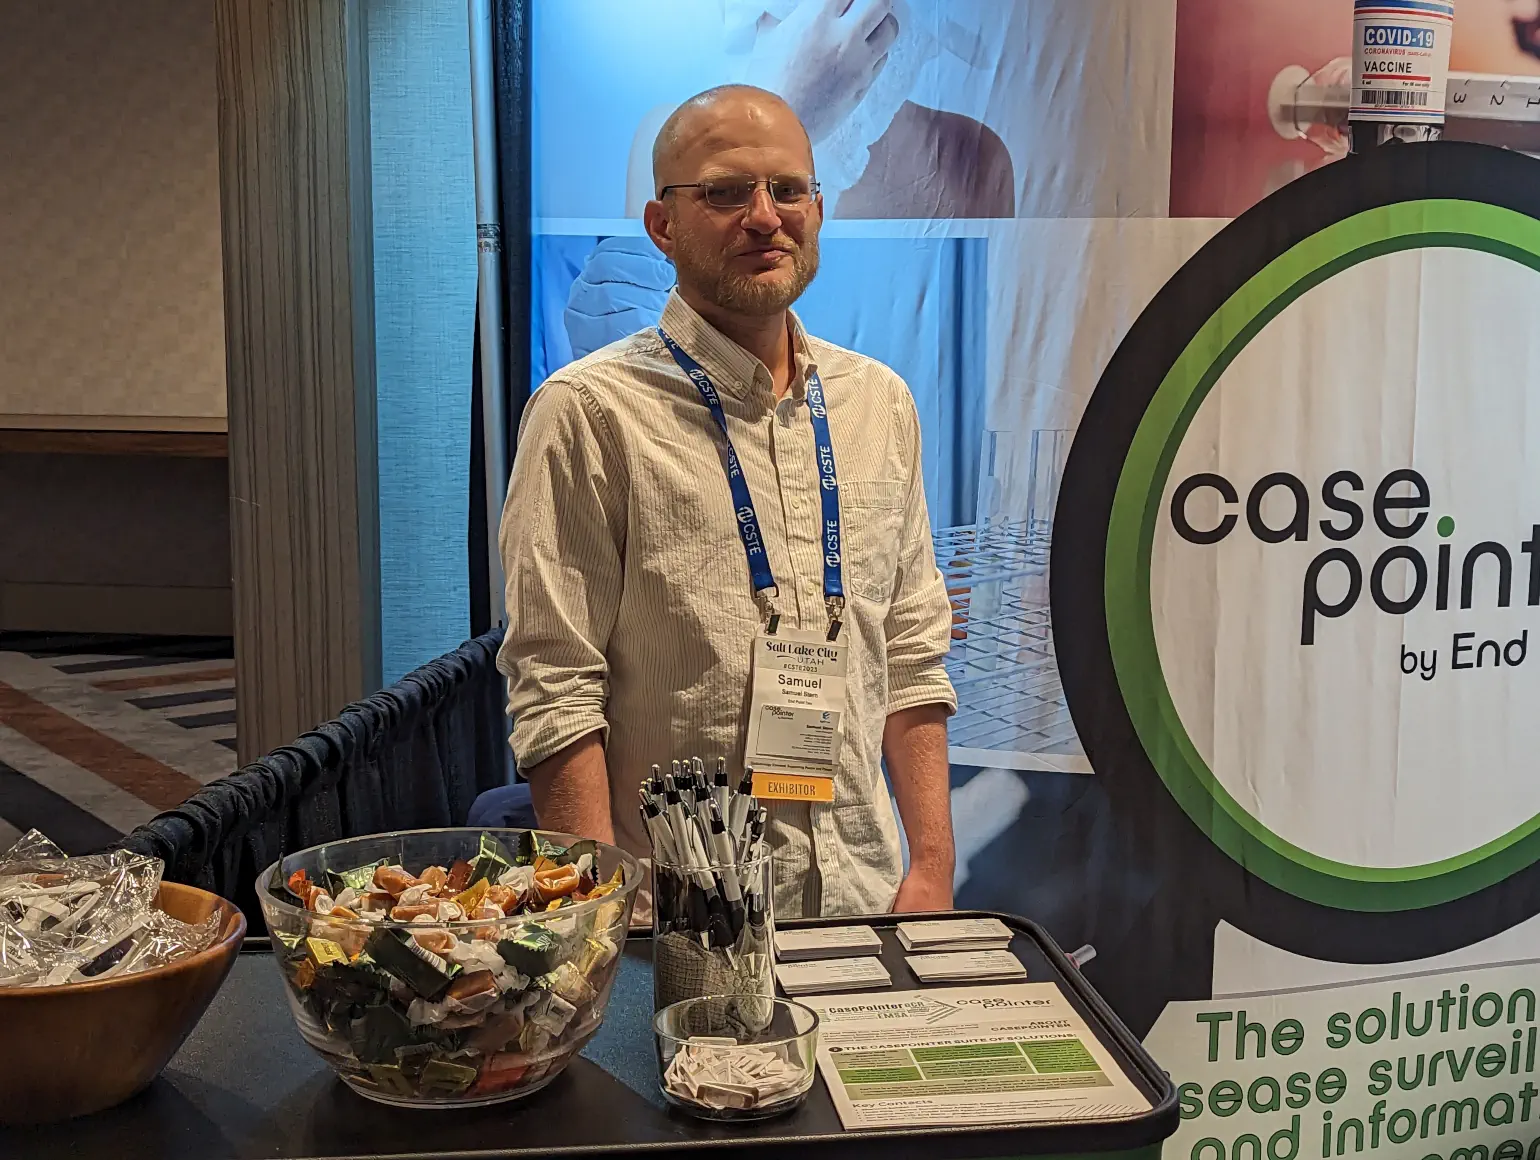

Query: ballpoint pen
left=743, top=806, right=769, bottom=932
left=712, top=757, right=731, bottom=827
left=677, top=811, right=732, bottom=948
left=739, top=795, right=761, bottom=857
left=639, top=791, right=679, bottom=866
left=748, top=806, right=768, bottom=860
left=705, top=799, right=744, bottom=935
left=692, top=805, right=715, bottom=872
left=640, top=759, right=762, bottom=952
left=663, top=783, right=693, bottom=870
left=640, top=801, right=686, bottom=934
left=728, top=766, right=755, bottom=849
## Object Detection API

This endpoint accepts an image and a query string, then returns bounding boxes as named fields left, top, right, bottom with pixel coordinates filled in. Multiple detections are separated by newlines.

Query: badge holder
left=744, top=598, right=847, bottom=806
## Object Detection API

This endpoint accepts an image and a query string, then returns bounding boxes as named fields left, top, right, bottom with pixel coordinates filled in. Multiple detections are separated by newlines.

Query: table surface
left=0, top=912, right=1175, bottom=1160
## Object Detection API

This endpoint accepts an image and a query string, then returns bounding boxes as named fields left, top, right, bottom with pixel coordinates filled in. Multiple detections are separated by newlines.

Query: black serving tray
left=0, top=910, right=1176, bottom=1160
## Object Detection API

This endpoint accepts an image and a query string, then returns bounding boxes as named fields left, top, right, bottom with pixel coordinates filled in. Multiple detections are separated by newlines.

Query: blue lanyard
left=659, top=328, right=845, bottom=631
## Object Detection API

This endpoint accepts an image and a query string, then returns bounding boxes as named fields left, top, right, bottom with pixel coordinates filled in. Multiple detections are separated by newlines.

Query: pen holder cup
left=651, top=853, right=774, bottom=1015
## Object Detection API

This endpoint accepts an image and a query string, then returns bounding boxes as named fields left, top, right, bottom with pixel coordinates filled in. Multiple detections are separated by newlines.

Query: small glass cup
left=654, top=994, right=818, bottom=1121
left=651, top=852, right=774, bottom=1013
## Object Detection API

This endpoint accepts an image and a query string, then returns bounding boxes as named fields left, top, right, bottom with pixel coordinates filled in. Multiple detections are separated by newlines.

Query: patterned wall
left=0, top=0, right=226, bottom=428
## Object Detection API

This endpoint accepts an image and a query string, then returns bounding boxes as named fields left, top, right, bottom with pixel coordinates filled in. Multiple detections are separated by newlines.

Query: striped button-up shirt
left=497, top=290, right=956, bottom=918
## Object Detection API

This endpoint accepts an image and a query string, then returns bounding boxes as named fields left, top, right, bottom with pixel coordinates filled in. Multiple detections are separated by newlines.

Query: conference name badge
left=743, top=628, right=847, bottom=804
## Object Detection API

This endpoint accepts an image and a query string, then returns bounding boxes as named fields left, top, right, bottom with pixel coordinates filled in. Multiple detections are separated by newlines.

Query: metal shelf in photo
left=934, top=520, right=1049, bottom=585
left=935, top=523, right=1089, bottom=774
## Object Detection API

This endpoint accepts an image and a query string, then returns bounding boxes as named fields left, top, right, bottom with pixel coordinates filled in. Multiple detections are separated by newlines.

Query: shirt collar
left=659, top=289, right=817, bottom=403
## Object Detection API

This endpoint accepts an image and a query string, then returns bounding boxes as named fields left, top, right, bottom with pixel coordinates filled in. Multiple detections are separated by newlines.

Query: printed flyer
left=801, top=983, right=1151, bottom=1130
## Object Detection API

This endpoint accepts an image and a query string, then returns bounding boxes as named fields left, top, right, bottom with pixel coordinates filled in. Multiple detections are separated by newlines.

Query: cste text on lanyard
left=658, top=327, right=845, bottom=642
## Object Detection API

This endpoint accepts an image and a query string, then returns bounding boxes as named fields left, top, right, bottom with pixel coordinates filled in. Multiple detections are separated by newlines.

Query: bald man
left=497, top=85, right=957, bottom=919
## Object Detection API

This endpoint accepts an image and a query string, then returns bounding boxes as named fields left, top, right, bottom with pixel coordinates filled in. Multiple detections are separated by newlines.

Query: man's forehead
left=681, top=138, right=810, bottom=177
left=659, top=98, right=813, bottom=180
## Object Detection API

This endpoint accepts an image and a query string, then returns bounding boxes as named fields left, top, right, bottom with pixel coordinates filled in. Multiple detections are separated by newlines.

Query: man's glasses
left=658, top=174, right=820, bottom=209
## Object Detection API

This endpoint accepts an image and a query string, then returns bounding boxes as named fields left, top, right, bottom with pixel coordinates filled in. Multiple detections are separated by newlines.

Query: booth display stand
left=0, top=912, right=1177, bottom=1160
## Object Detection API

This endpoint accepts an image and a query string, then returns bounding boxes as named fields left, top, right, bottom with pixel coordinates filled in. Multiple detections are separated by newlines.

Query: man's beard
left=672, top=227, right=820, bottom=316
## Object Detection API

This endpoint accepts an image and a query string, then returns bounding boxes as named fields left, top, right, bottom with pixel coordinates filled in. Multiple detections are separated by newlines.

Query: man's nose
left=740, top=185, right=783, bottom=232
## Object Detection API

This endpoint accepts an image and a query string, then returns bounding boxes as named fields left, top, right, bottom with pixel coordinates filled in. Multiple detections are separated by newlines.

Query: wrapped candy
left=417, top=1058, right=479, bottom=1098
left=543, top=960, right=597, bottom=1008
left=326, top=858, right=387, bottom=897
left=271, top=832, right=635, bottom=1105
left=526, top=991, right=577, bottom=1041
left=497, top=925, right=564, bottom=975
left=364, top=927, right=461, bottom=1000
left=468, top=833, right=516, bottom=886
left=0, top=829, right=221, bottom=988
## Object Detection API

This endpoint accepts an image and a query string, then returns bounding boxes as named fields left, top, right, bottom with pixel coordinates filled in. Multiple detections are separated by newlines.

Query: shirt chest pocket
left=838, top=479, right=907, bottom=605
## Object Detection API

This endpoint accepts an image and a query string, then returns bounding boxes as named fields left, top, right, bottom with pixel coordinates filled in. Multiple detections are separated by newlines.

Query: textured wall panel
left=0, top=0, right=226, bottom=427
left=367, top=0, right=476, bottom=683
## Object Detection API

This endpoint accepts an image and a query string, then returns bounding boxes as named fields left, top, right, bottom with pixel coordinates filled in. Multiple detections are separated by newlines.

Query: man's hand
left=892, top=861, right=954, bottom=913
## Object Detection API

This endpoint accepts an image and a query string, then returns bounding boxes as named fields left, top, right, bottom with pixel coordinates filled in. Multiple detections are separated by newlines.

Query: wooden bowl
left=0, top=880, right=246, bottom=1124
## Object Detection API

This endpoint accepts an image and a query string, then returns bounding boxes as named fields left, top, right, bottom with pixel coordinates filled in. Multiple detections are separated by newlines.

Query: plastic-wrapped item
left=0, top=829, right=221, bottom=988
left=0, top=920, right=40, bottom=986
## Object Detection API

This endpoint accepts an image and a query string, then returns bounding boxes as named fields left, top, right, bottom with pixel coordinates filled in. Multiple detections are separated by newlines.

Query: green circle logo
left=1106, top=199, right=1540, bottom=913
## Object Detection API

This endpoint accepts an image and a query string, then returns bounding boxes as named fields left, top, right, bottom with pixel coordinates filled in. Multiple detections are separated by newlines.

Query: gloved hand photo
left=563, top=237, right=676, bottom=361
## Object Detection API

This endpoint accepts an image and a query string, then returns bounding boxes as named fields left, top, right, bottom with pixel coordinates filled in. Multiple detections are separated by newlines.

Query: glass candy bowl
left=257, top=828, right=640, bottom=1108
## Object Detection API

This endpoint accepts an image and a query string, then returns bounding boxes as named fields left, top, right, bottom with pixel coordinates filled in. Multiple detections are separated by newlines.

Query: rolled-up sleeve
left=883, top=387, right=958, bottom=716
left=497, top=379, right=627, bottom=770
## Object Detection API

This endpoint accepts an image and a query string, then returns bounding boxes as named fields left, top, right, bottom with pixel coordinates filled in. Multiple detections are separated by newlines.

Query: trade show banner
left=1059, top=140, right=1540, bottom=1160
left=523, top=2, right=1540, bottom=1157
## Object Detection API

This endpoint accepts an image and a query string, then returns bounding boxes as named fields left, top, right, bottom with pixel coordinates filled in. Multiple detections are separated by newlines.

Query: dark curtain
left=493, top=0, right=532, bottom=432
left=114, top=629, right=510, bottom=928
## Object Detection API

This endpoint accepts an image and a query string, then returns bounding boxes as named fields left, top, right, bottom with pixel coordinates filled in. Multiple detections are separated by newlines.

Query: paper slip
left=896, top=917, right=1014, bottom=952
left=906, top=949, right=1028, bottom=983
left=775, top=956, right=892, bottom=996
left=774, top=925, right=883, bottom=962
left=663, top=1038, right=810, bottom=1113
left=802, top=983, right=1151, bottom=1131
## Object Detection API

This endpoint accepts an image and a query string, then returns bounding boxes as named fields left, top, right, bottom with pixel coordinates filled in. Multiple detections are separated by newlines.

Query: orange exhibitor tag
left=752, top=771, right=835, bottom=803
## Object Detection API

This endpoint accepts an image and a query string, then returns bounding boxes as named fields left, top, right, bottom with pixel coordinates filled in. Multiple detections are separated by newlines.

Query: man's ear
left=643, top=200, right=675, bottom=260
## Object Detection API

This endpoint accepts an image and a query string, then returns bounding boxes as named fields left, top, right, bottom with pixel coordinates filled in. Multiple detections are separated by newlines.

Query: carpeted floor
left=0, top=633, right=237, bottom=853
